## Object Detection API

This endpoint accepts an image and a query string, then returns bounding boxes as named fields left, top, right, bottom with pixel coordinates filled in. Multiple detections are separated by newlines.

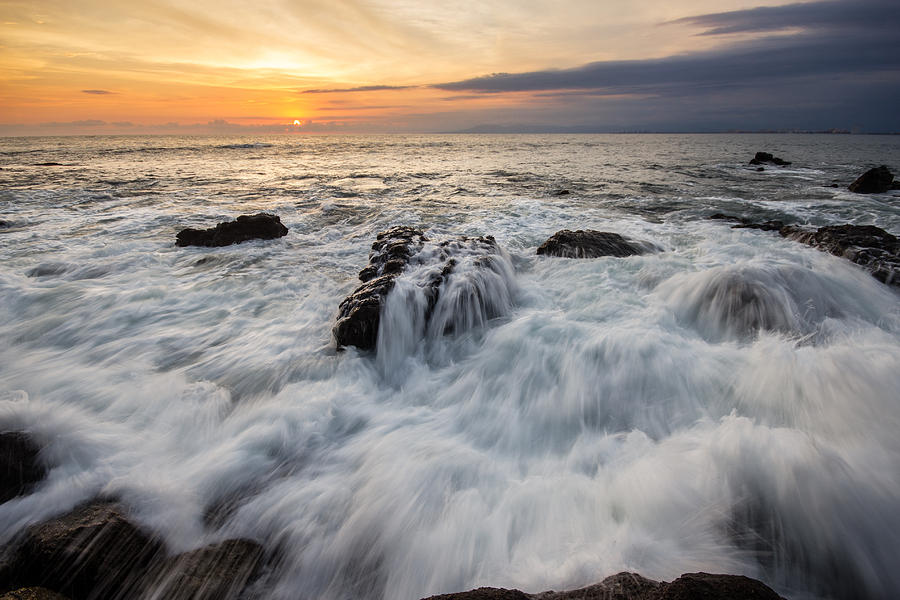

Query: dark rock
left=733, top=220, right=785, bottom=232
left=0, top=432, right=47, bottom=503
left=418, top=572, right=781, bottom=600
left=0, top=220, right=12, bottom=229
left=781, top=224, right=899, bottom=286
left=536, top=229, right=659, bottom=258
left=892, top=181, right=900, bottom=190
left=756, top=167, right=765, bottom=172
left=420, top=589, right=529, bottom=600
left=659, top=572, right=784, bottom=600
left=175, top=213, right=288, bottom=247
left=829, top=183, right=840, bottom=188
left=0, top=588, right=70, bottom=600
left=33, top=163, right=63, bottom=167
left=848, top=166, right=894, bottom=194
left=9, top=501, right=163, bottom=598
left=333, top=226, right=510, bottom=350
left=555, top=190, right=570, bottom=196
left=137, top=539, right=263, bottom=600
left=749, top=152, right=791, bottom=166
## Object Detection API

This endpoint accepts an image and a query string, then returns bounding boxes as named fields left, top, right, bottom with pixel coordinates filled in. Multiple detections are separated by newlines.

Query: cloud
left=301, top=85, right=416, bottom=94
left=40, top=119, right=107, bottom=127
left=81, top=89, right=115, bottom=95
left=434, top=0, right=900, bottom=97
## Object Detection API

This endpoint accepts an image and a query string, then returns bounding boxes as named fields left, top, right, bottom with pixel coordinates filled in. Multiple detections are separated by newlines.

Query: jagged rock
left=658, top=572, right=783, bottom=600
left=848, top=166, right=894, bottom=194
left=418, top=572, right=781, bottom=600
left=333, top=226, right=511, bottom=350
left=536, top=230, right=659, bottom=258
left=8, top=501, right=163, bottom=598
left=0, top=432, right=47, bottom=503
left=781, top=224, right=899, bottom=286
left=749, top=152, right=791, bottom=166
left=0, top=588, right=70, bottom=600
left=137, top=539, right=263, bottom=600
left=175, top=213, right=288, bottom=247
left=555, top=190, right=570, bottom=196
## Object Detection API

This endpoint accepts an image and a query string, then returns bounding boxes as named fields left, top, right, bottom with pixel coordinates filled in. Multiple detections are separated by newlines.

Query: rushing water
left=1, top=134, right=899, bottom=600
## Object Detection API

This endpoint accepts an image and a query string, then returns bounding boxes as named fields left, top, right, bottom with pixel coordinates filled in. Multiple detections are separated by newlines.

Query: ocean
left=1, top=134, right=899, bottom=599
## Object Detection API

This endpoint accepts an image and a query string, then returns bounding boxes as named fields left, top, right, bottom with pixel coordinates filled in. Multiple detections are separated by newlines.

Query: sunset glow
left=1, top=0, right=898, bottom=134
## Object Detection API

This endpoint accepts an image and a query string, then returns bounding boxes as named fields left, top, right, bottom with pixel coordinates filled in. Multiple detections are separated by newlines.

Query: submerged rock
left=418, top=571, right=782, bottom=600
left=334, top=226, right=514, bottom=350
left=137, top=539, right=263, bottom=600
left=0, top=432, right=47, bottom=504
left=536, top=229, right=659, bottom=258
left=782, top=224, right=899, bottom=286
left=175, top=213, right=288, bottom=247
left=848, top=165, right=894, bottom=194
left=749, top=152, right=791, bottom=166
left=8, top=501, right=163, bottom=598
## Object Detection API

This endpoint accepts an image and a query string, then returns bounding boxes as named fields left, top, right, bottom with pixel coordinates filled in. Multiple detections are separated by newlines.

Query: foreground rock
left=136, top=539, right=263, bottom=600
left=749, top=152, right=791, bottom=166
left=848, top=166, right=894, bottom=194
left=175, top=213, right=288, bottom=247
left=537, top=230, right=659, bottom=258
left=4, top=501, right=163, bottom=598
left=709, top=215, right=899, bottom=286
left=0, top=433, right=47, bottom=504
left=782, top=224, right=899, bottom=286
left=419, top=572, right=783, bottom=600
left=334, top=226, right=514, bottom=350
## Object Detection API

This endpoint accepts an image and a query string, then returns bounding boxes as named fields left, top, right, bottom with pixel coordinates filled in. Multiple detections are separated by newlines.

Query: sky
left=1, top=0, right=899, bottom=135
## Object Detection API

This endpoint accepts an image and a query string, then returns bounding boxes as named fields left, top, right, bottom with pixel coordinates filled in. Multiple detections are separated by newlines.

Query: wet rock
left=33, top=163, right=64, bottom=167
left=0, top=432, right=47, bottom=503
left=9, top=501, right=163, bottom=598
left=781, top=224, right=899, bottom=286
left=137, top=539, right=263, bottom=600
left=0, top=588, right=70, bottom=600
left=333, top=226, right=510, bottom=350
left=555, top=190, right=570, bottom=196
left=0, top=220, right=12, bottom=229
left=749, top=152, right=791, bottom=166
left=733, top=220, right=786, bottom=232
left=756, top=167, right=765, bottom=172
left=418, top=572, right=781, bottom=600
left=848, top=166, right=894, bottom=194
left=659, top=572, right=784, bottom=600
left=536, top=229, right=659, bottom=258
left=175, top=213, right=288, bottom=247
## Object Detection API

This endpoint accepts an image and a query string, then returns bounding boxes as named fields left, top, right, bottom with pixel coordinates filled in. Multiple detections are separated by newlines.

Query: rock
left=733, top=220, right=785, bottom=232
left=756, top=167, right=765, bottom=172
left=420, top=589, right=529, bottom=600
left=892, top=181, right=900, bottom=190
left=137, top=539, right=263, bottom=600
left=333, top=226, right=513, bottom=350
left=0, top=432, right=47, bottom=503
left=0, top=588, right=70, bottom=600
left=33, top=163, right=63, bottom=167
left=536, top=229, right=659, bottom=258
left=555, top=190, right=570, bottom=196
left=9, top=501, right=163, bottom=598
left=749, top=152, right=791, bottom=166
left=659, top=572, right=784, bottom=600
left=417, top=572, right=781, bottom=600
left=781, top=224, right=899, bottom=286
left=848, top=166, right=894, bottom=194
left=0, top=220, right=12, bottom=229
left=175, top=213, right=288, bottom=247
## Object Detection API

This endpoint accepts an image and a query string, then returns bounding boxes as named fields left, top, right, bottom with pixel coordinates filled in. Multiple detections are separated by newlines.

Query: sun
left=293, top=120, right=301, bottom=125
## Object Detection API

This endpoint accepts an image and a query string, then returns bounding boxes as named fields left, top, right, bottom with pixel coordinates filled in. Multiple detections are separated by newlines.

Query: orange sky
left=0, top=0, right=830, bottom=134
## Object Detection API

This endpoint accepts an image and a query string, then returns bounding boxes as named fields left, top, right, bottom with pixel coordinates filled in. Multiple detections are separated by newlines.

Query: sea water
left=1, top=134, right=899, bottom=599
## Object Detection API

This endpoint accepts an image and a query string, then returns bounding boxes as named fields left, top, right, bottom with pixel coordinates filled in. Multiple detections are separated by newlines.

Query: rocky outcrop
left=749, top=152, right=791, bottom=166
left=782, top=224, right=899, bottom=286
left=136, top=539, right=263, bottom=600
left=175, top=213, right=288, bottom=247
left=536, top=230, right=659, bottom=258
left=709, top=215, right=899, bottom=286
left=4, top=501, right=163, bottom=598
left=848, top=166, right=894, bottom=194
left=334, top=226, right=513, bottom=350
left=0, top=433, right=47, bottom=504
left=419, top=572, right=783, bottom=600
